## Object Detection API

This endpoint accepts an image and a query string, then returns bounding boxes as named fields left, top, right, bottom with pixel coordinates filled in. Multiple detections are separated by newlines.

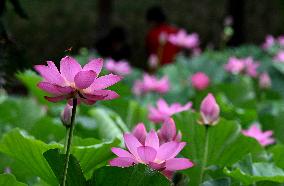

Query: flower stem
left=199, top=125, right=209, bottom=184
left=63, top=128, right=70, bottom=154
left=62, top=98, right=77, bottom=186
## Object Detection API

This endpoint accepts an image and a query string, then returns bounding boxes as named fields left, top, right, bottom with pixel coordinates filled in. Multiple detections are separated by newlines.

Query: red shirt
left=146, top=24, right=180, bottom=65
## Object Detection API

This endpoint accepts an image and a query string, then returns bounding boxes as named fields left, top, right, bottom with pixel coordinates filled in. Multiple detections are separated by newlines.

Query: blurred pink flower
left=132, top=81, right=144, bottom=96
left=192, top=47, right=202, bottom=57
left=132, top=74, right=170, bottom=96
left=273, top=51, right=284, bottom=62
left=132, top=119, right=181, bottom=145
left=168, top=30, right=199, bottom=49
left=35, top=56, right=121, bottom=105
left=190, top=72, right=210, bottom=91
left=200, top=93, right=220, bottom=125
left=242, top=124, right=275, bottom=147
left=149, top=98, right=192, bottom=123
left=224, top=16, right=233, bottom=26
left=277, top=35, right=284, bottom=46
left=105, top=58, right=132, bottom=76
left=110, top=130, right=194, bottom=178
left=224, top=57, right=245, bottom=74
left=244, top=57, right=259, bottom=77
left=259, top=72, right=271, bottom=89
left=262, top=35, right=275, bottom=49
left=224, top=57, right=259, bottom=77
left=148, top=54, right=159, bottom=69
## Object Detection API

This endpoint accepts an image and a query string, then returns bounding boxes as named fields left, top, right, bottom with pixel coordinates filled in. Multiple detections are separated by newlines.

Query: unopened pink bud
left=191, top=72, right=210, bottom=91
left=200, top=93, right=220, bottom=125
left=61, top=104, right=73, bottom=127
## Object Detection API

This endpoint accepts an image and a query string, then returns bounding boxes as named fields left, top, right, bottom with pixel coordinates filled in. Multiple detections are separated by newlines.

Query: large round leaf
left=89, top=164, right=170, bottom=186
left=174, top=112, right=263, bottom=185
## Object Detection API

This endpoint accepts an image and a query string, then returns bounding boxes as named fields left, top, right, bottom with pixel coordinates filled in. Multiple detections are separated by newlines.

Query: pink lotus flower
left=105, top=58, right=132, bottom=76
left=242, top=124, right=275, bottom=146
left=132, top=74, right=170, bottom=96
left=244, top=57, right=259, bottom=77
left=224, top=57, right=245, bottom=74
left=168, top=30, right=199, bottom=49
left=259, top=72, right=271, bottom=89
left=200, top=93, right=220, bottom=125
left=149, top=98, right=192, bottom=123
left=35, top=56, right=121, bottom=105
left=190, top=72, right=210, bottom=91
left=109, top=130, right=194, bottom=178
left=273, top=51, right=284, bottom=62
left=132, top=119, right=181, bottom=145
left=262, top=35, right=275, bottom=49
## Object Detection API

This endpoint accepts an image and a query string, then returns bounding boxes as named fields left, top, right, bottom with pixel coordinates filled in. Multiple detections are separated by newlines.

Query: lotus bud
left=61, top=104, right=73, bottom=127
left=200, top=93, right=220, bottom=125
left=191, top=72, right=210, bottom=91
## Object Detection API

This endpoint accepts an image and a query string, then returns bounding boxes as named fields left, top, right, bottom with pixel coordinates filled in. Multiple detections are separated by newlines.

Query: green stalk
left=199, top=125, right=209, bottom=185
left=62, top=98, right=77, bottom=186
left=63, top=128, right=70, bottom=154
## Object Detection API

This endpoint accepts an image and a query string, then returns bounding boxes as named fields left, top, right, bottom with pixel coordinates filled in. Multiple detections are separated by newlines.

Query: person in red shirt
left=145, top=6, right=180, bottom=70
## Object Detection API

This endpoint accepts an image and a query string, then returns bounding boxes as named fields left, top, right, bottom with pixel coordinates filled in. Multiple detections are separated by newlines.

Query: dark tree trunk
left=227, top=0, right=245, bottom=46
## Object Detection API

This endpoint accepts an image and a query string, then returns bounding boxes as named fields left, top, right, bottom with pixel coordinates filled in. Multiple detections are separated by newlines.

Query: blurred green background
left=3, top=0, right=284, bottom=67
